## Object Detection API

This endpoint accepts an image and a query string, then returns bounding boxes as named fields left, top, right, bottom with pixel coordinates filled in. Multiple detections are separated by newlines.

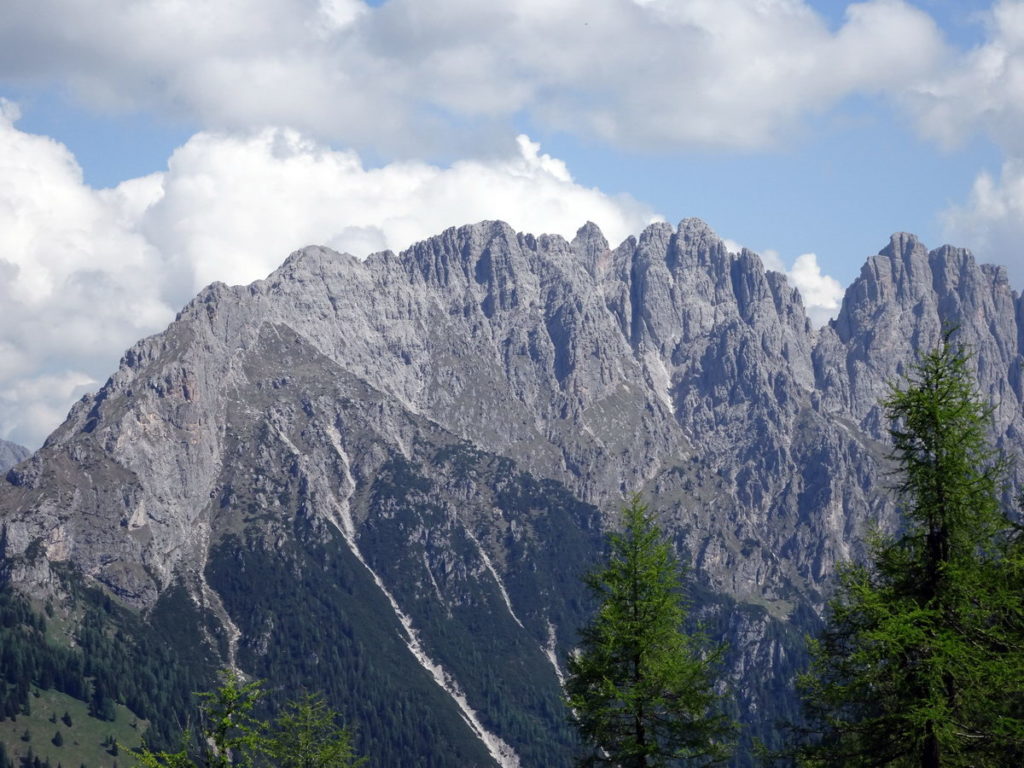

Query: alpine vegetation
left=566, top=495, right=734, bottom=767
left=797, top=335, right=1024, bottom=767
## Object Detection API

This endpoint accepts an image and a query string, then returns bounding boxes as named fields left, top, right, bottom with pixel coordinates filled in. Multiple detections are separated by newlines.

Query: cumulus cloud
left=0, top=0, right=949, bottom=152
left=146, top=131, right=654, bottom=292
left=787, top=252, right=845, bottom=327
left=943, top=158, right=1024, bottom=285
left=915, top=1, right=1024, bottom=282
left=757, top=248, right=787, bottom=274
left=0, top=103, right=175, bottom=446
left=908, top=0, right=1024, bottom=155
left=0, top=110, right=655, bottom=447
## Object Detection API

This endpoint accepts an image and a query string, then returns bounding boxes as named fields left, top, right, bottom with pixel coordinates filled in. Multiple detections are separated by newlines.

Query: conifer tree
left=797, top=336, right=1024, bottom=766
left=134, top=673, right=366, bottom=768
left=134, top=672, right=263, bottom=768
left=261, top=693, right=366, bottom=768
left=565, top=494, right=733, bottom=767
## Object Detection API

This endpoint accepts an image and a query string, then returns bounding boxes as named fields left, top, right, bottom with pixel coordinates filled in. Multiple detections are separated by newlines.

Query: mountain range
left=2, top=218, right=1022, bottom=767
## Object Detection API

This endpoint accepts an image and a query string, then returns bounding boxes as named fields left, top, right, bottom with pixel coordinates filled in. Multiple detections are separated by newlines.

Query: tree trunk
left=922, top=723, right=940, bottom=768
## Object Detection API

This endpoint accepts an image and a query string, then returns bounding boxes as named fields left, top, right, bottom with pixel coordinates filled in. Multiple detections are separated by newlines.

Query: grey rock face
left=0, top=439, right=29, bottom=473
left=2, top=218, right=1022, bottom=765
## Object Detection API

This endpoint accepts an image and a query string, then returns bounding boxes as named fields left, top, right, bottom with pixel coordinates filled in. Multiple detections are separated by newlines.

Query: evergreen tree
left=564, top=494, right=733, bottom=767
left=134, top=673, right=366, bottom=768
left=52, top=731, right=63, bottom=747
left=135, top=671, right=263, bottom=768
left=261, top=693, right=366, bottom=768
left=797, top=336, right=1024, bottom=766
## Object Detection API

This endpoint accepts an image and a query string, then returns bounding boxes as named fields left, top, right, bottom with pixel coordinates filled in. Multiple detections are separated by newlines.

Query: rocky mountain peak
left=815, top=233, right=1022, bottom=440
left=673, top=217, right=726, bottom=264
left=570, top=221, right=610, bottom=278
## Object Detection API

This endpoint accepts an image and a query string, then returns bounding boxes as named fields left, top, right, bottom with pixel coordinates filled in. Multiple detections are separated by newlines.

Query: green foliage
left=362, top=446, right=602, bottom=765
left=0, top=574, right=212, bottom=752
left=0, top=687, right=144, bottom=768
left=796, top=337, right=1024, bottom=766
left=135, top=671, right=264, bottom=768
left=207, top=532, right=496, bottom=768
left=262, top=694, right=366, bottom=768
left=72, top=582, right=215, bottom=747
left=0, top=586, right=86, bottom=720
left=565, top=495, right=734, bottom=767
left=134, top=674, right=364, bottom=768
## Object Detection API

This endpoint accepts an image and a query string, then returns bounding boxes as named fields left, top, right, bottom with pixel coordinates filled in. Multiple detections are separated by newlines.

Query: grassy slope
left=0, top=688, right=146, bottom=768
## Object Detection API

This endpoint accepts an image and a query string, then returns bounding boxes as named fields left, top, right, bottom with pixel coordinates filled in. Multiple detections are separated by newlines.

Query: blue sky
left=1, top=0, right=1023, bottom=446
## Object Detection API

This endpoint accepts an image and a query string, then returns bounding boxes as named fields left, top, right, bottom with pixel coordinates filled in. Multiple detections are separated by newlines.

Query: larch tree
left=261, top=693, right=366, bottom=768
left=797, top=335, right=1024, bottom=767
left=565, top=494, right=734, bottom=767
left=134, top=672, right=365, bottom=768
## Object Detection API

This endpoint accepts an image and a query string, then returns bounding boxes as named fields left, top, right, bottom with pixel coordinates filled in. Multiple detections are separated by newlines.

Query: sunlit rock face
left=2, top=219, right=1021, bottom=767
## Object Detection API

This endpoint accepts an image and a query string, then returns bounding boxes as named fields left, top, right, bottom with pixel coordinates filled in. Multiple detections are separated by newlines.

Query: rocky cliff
left=2, top=219, right=1021, bottom=766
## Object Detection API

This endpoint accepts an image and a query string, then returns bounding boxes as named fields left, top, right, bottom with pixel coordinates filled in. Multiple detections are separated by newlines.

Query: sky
left=1, top=0, right=1023, bottom=448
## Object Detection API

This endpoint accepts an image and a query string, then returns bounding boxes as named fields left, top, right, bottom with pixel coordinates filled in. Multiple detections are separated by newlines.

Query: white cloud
left=721, top=238, right=745, bottom=257
left=758, top=248, right=787, bottom=274
left=787, top=252, right=844, bottom=327
left=143, top=129, right=654, bottom=292
left=908, top=2, right=1024, bottom=284
left=0, top=105, right=175, bottom=447
left=908, top=0, right=1024, bottom=155
left=943, top=158, right=1024, bottom=286
left=0, top=110, right=656, bottom=447
left=0, top=0, right=949, bottom=152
